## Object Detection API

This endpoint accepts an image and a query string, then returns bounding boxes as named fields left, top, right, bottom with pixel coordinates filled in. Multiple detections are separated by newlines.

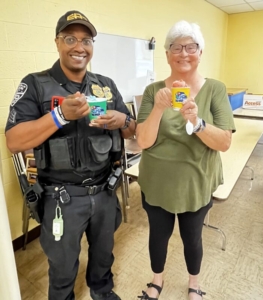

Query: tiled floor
left=15, top=142, right=263, bottom=300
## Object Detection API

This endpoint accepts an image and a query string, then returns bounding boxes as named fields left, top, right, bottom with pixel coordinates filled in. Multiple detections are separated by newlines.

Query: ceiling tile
left=221, top=3, right=254, bottom=13
left=248, top=2, right=263, bottom=9
left=245, top=0, right=263, bottom=3
left=206, top=0, right=245, bottom=7
left=205, top=0, right=263, bottom=14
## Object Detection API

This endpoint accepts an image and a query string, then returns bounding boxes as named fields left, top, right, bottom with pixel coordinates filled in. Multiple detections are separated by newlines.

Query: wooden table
left=124, top=118, right=263, bottom=201
left=213, top=118, right=263, bottom=199
left=233, top=107, right=263, bottom=120
left=124, top=162, right=139, bottom=180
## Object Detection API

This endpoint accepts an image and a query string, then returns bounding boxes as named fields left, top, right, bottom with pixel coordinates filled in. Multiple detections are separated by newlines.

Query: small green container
left=87, top=97, right=107, bottom=120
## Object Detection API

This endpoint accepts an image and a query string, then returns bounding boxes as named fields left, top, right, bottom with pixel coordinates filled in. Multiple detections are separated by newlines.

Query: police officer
left=5, top=10, right=136, bottom=300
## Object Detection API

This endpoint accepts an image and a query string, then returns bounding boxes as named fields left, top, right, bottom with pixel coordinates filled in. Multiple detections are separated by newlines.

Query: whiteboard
left=91, top=33, right=154, bottom=103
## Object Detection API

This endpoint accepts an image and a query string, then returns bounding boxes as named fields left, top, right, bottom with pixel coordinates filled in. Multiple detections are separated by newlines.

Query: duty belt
left=44, top=182, right=108, bottom=197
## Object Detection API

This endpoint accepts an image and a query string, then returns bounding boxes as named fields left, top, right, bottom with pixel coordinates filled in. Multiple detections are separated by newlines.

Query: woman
left=136, top=20, right=235, bottom=300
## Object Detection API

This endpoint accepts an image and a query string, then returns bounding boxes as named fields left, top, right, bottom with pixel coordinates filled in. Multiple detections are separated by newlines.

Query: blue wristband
left=51, top=110, right=62, bottom=129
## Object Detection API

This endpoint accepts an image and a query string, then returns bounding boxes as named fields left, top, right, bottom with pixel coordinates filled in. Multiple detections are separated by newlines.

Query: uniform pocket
left=87, top=135, right=112, bottom=163
left=49, top=137, right=76, bottom=170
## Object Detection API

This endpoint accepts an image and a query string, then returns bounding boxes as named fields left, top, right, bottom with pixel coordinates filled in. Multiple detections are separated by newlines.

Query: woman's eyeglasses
left=169, top=43, right=199, bottom=54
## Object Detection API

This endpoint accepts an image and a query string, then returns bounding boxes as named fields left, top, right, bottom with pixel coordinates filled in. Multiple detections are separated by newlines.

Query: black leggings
left=142, top=192, right=212, bottom=275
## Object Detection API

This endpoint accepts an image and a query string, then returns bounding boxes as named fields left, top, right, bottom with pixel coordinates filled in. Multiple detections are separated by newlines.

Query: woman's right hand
left=154, top=87, right=172, bottom=111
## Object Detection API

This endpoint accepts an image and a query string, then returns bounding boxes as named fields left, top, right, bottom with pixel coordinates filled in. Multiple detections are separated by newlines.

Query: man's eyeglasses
left=169, top=43, right=199, bottom=54
left=57, top=35, right=94, bottom=48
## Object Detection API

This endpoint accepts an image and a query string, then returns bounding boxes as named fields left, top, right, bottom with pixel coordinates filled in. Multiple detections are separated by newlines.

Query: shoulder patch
left=8, top=108, right=17, bottom=124
left=11, top=82, right=28, bottom=107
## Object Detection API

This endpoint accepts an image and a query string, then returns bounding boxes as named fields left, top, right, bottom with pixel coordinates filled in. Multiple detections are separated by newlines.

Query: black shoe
left=90, top=289, right=121, bottom=300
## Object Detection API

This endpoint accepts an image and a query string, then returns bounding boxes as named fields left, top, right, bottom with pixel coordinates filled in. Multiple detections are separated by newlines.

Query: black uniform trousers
left=40, top=189, right=122, bottom=300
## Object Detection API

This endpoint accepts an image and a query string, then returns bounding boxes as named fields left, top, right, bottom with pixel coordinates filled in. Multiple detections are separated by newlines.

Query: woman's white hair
left=164, top=20, right=205, bottom=51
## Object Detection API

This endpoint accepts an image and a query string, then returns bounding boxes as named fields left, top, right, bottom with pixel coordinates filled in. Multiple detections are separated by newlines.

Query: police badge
left=91, top=84, right=104, bottom=98
left=102, top=86, right=113, bottom=101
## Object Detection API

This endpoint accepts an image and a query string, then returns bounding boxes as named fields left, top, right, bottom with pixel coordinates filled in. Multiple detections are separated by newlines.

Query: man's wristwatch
left=120, top=114, right=131, bottom=129
left=193, top=118, right=206, bottom=133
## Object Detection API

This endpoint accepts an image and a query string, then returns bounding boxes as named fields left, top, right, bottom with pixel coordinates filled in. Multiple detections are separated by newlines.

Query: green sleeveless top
left=137, top=79, right=236, bottom=213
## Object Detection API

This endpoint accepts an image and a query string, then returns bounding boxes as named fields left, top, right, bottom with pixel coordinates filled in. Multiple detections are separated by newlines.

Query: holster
left=24, top=182, right=44, bottom=224
left=34, top=144, right=48, bottom=169
left=107, top=167, right=122, bottom=196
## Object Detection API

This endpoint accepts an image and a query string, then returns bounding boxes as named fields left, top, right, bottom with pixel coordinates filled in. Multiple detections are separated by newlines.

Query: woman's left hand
left=180, top=98, right=199, bottom=126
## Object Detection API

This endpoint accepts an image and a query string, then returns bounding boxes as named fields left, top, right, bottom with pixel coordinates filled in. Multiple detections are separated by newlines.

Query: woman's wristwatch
left=120, top=114, right=131, bottom=129
left=193, top=118, right=206, bottom=133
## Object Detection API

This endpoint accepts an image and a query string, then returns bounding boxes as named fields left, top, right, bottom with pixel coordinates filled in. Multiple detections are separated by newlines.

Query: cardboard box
left=243, top=94, right=263, bottom=110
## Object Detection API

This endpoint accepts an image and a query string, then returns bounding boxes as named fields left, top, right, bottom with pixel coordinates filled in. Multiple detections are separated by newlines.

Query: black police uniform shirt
left=5, top=60, right=131, bottom=184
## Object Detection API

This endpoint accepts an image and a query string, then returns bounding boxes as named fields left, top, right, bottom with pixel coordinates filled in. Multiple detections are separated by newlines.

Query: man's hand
left=60, top=92, right=90, bottom=120
left=89, top=110, right=126, bottom=130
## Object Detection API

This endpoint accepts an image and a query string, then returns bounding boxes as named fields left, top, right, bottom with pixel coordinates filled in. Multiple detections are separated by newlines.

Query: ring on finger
left=104, top=124, right=107, bottom=129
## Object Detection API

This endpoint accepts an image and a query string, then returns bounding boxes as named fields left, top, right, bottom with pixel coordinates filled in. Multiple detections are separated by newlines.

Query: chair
left=122, top=162, right=139, bottom=222
left=123, top=95, right=143, bottom=205
left=124, top=140, right=141, bottom=207
left=24, top=152, right=37, bottom=184
left=124, top=95, right=143, bottom=164
left=132, top=95, right=143, bottom=119
left=12, top=149, right=37, bottom=250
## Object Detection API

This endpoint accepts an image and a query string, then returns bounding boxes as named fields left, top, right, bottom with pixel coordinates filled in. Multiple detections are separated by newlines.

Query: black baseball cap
left=56, top=10, right=97, bottom=37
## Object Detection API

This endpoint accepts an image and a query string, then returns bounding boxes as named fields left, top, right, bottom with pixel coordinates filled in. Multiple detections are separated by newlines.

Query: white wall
left=0, top=152, right=21, bottom=300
